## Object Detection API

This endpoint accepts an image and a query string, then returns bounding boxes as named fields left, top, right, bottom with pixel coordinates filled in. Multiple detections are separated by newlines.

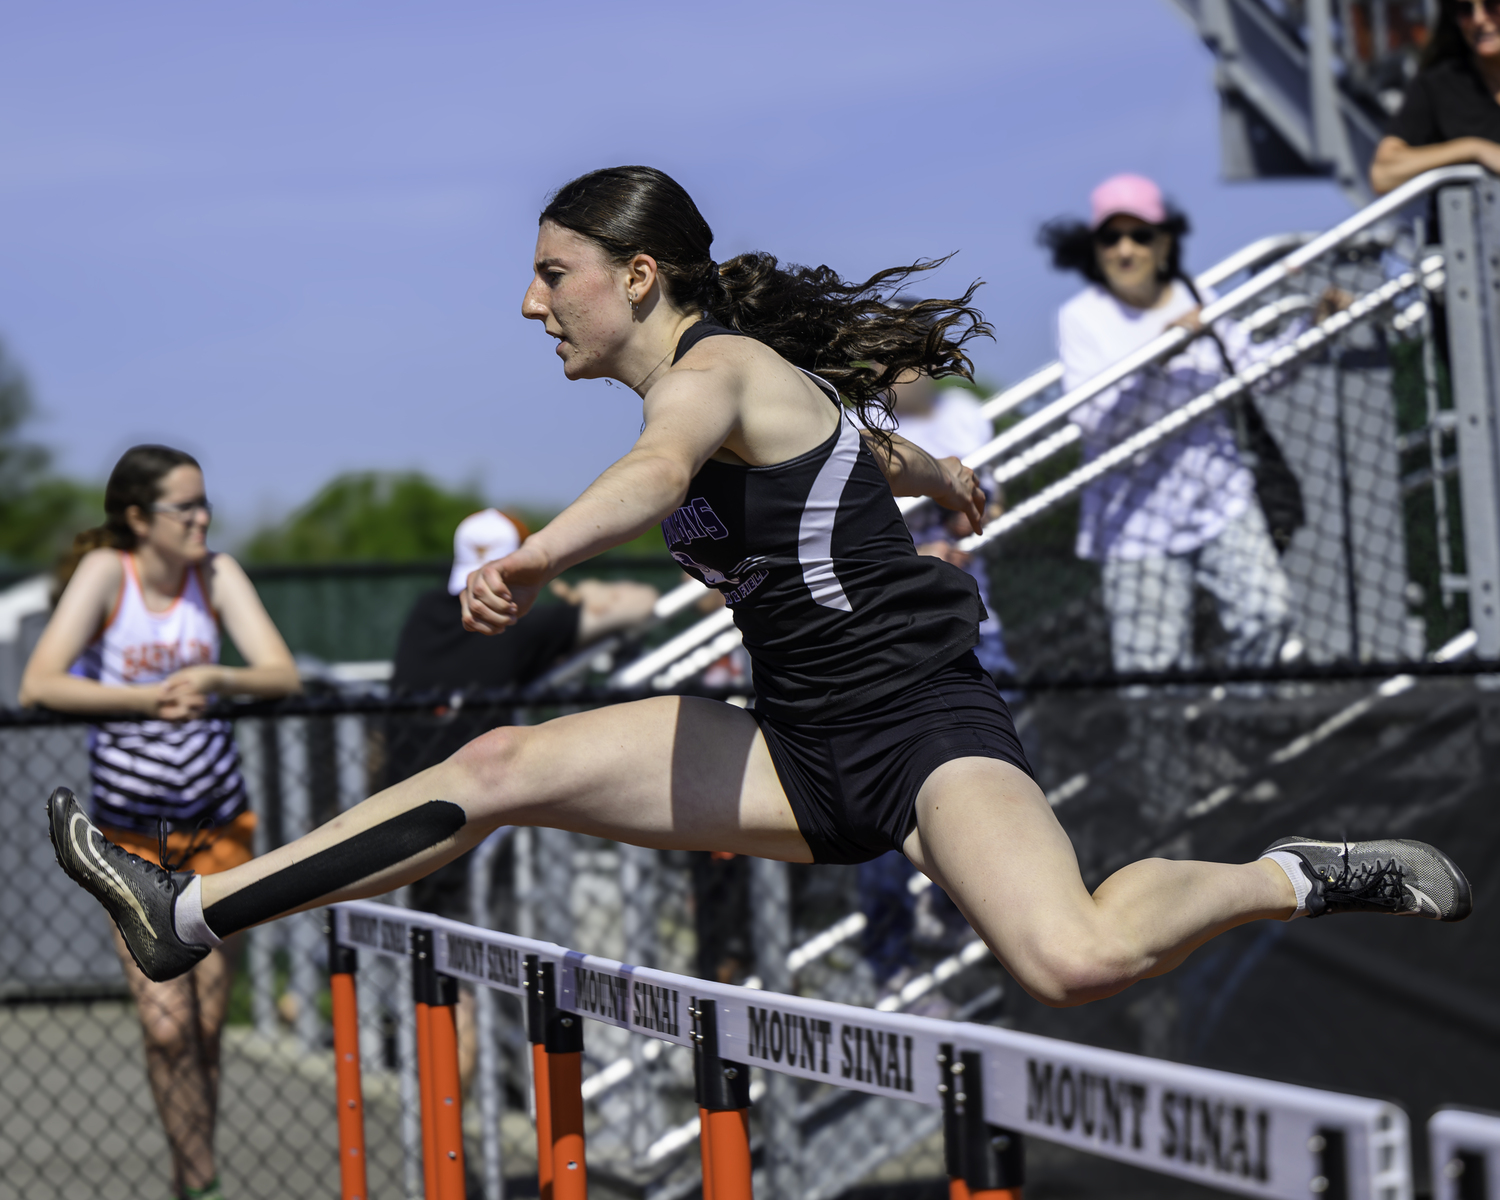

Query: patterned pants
left=1101, top=504, right=1293, bottom=674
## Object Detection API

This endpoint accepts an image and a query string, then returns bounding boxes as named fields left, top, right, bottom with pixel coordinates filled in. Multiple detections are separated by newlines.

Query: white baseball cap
left=448, top=509, right=522, bottom=595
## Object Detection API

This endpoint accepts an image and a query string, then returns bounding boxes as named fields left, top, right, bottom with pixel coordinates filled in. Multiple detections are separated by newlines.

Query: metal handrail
left=608, top=166, right=1482, bottom=688
left=958, top=256, right=1443, bottom=552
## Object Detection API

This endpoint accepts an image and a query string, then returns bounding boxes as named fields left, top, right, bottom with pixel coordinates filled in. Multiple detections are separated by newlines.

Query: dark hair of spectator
left=1038, top=208, right=1192, bottom=289
left=1419, top=1, right=1476, bottom=71
left=540, top=165, right=992, bottom=443
left=55, top=444, right=201, bottom=597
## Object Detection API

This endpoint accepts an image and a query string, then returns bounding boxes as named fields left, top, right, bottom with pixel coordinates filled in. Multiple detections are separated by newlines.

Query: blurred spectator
left=21, top=444, right=300, bottom=1200
left=386, top=508, right=657, bottom=1085
left=1042, top=174, right=1328, bottom=674
left=1371, top=1, right=1500, bottom=195
left=892, top=371, right=1016, bottom=678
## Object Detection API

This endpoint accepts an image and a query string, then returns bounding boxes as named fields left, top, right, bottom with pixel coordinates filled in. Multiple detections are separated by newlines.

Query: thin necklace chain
left=630, top=346, right=675, bottom=394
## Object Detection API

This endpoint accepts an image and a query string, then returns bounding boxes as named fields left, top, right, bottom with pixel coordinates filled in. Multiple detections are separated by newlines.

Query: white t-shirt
left=1058, top=282, right=1263, bottom=561
left=894, top=388, right=992, bottom=462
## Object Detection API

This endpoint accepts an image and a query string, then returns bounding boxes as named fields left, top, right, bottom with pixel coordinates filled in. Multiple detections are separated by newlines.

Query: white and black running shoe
left=1264, top=835, right=1472, bottom=921
left=46, top=786, right=208, bottom=982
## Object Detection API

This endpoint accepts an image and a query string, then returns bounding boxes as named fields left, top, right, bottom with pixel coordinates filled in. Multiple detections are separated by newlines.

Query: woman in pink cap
left=1041, top=173, right=1335, bottom=676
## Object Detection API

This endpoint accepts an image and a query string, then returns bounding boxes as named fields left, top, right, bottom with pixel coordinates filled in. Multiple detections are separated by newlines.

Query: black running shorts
left=749, top=652, right=1034, bottom=865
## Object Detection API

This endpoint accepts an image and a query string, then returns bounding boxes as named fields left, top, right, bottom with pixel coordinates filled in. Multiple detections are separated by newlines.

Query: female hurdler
left=49, top=166, right=1470, bottom=1009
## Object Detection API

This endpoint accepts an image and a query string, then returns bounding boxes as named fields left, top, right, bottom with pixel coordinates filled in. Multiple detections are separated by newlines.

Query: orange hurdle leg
left=547, top=1045, right=588, bottom=1200
left=428, top=991, right=466, bottom=1199
left=533, top=1043, right=554, bottom=1200
left=703, top=1108, right=752, bottom=1200
left=415, top=1001, right=438, bottom=1200
left=699, top=1108, right=716, bottom=1200
left=329, top=930, right=368, bottom=1200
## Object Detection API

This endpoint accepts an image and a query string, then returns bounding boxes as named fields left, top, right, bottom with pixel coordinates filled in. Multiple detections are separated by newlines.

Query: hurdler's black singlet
left=662, top=320, right=1033, bottom=863
left=663, top=320, right=984, bottom=720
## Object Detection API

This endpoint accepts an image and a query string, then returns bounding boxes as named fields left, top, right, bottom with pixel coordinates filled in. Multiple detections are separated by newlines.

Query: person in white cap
left=386, top=507, right=658, bottom=1093
left=391, top=508, right=658, bottom=696
left=1041, top=173, right=1341, bottom=675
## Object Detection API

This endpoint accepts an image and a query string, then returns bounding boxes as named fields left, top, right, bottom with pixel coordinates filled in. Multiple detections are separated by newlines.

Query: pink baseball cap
left=1090, top=174, right=1166, bottom=230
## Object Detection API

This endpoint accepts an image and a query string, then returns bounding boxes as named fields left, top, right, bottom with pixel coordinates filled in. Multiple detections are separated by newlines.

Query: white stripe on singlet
left=798, top=412, right=861, bottom=612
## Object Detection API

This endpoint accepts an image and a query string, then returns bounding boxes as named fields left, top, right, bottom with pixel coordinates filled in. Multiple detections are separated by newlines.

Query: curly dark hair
left=540, top=165, right=992, bottom=440
left=1420, top=0, right=1480, bottom=70
left=1037, top=208, right=1192, bottom=289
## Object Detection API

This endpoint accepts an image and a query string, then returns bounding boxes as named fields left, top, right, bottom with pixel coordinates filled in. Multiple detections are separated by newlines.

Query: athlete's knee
left=450, top=723, right=530, bottom=792
left=137, top=997, right=197, bottom=1057
left=1011, top=936, right=1137, bottom=1009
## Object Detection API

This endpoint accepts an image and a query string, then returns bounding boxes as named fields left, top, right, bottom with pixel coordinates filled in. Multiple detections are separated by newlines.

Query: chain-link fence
left=4, top=666, right=1497, bottom=1198
left=0, top=697, right=1017, bottom=1200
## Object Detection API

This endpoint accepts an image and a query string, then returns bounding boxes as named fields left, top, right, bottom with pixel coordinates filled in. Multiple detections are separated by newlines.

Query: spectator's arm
left=198, top=554, right=301, bottom=697
left=18, top=550, right=161, bottom=715
left=1369, top=135, right=1500, bottom=195
left=549, top=579, right=661, bottom=645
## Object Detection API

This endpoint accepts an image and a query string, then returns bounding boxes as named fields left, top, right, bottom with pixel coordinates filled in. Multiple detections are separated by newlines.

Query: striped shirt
left=71, top=552, right=248, bottom=834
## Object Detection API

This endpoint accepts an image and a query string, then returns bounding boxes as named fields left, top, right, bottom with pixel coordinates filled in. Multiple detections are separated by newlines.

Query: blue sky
left=0, top=2, right=1353, bottom=539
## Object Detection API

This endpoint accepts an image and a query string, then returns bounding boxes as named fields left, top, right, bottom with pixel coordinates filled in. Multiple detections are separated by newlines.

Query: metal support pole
left=329, top=922, right=369, bottom=1200
left=335, top=713, right=366, bottom=812
left=694, top=999, right=753, bottom=1200
left=622, top=842, right=658, bottom=1163
left=939, top=1043, right=970, bottom=1200
left=956, top=1050, right=1024, bottom=1200
left=749, top=857, right=799, bottom=1197
left=238, top=719, right=279, bottom=1043
left=1441, top=181, right=1500, bottom=653
left=1307, top=0, right=1359, bottom=190
left=525, top=955, right=554, bottom=1200
left=279, top=716, right=323, bottom=1052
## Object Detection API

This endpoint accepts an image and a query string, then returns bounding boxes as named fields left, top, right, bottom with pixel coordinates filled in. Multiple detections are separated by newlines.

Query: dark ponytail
left=540, top=165, right=992, bottom=440
left=55, top=444, right=200, bottom=597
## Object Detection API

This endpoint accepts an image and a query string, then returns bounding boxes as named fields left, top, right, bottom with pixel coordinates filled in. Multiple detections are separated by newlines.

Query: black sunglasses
left=1094, top=226, right=1160, bottom=248
left=1455, top=0, right=1500, bottom=18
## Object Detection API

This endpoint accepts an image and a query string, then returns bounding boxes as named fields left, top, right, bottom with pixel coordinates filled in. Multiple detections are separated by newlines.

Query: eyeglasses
left=151, top=499, right=213, bottom=520
left=1094, top=226, right=1160, bottom=248
left=1456, top=0, right=1500, bottom=20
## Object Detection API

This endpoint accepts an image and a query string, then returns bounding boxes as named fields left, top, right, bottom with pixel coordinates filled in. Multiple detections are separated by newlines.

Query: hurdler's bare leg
left=904, top=757, right=1469, bottom=1008
left=50, top=697, right=808, bottom=982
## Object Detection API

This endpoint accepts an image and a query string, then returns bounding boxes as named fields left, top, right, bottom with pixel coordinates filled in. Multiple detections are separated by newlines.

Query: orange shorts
left=99, top=811, right=257, bottom=876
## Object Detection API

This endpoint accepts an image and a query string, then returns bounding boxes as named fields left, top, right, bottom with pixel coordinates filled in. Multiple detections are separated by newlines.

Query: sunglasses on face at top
left=1093, top=227, right=1160, bottom=249
left=1455, top=0, right=1500, bottom=20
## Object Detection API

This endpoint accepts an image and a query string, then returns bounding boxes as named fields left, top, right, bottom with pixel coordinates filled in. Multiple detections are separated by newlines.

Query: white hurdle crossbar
left=332, top=899, right=1413, bottom=1200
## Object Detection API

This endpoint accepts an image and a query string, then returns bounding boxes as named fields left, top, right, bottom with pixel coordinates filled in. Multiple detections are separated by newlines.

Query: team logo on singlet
left=121, top=640, right=214, bottom=683
left=661, top=497, right=729, bottom=546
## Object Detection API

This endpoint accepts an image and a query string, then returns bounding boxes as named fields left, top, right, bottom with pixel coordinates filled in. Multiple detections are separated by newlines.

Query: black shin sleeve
left=204, top=800, right=467, bottom=936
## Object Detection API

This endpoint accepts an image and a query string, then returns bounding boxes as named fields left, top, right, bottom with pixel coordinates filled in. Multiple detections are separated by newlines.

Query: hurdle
left=1429, top=1108, right=1500, bottom=1200
left=327, top=899, right=1413, bottom=1200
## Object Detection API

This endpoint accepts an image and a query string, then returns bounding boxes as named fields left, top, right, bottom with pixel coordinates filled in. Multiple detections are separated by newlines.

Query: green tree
left=0, top=340, right=104, bottom=569
left=244, top=471, right=490, bottom=563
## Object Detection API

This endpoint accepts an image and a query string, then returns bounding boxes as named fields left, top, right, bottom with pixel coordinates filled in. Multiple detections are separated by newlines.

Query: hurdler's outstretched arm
left=862, top=430, right=987, bottom=532
left=462, top=369, right=741, bottom=635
